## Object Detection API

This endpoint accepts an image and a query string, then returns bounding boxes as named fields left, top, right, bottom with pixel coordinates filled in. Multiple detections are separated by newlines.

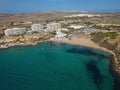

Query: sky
left=0, top=0, right=120, bottom=14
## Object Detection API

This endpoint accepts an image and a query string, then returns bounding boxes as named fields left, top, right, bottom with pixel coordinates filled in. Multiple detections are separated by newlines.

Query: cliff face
left=115, top=36, right=120, bottom=72
left=103, top=37, right=120, bottom=74
left=91, top=33, right=120, bottom=74
left=117, top=36, right=120, bottom=48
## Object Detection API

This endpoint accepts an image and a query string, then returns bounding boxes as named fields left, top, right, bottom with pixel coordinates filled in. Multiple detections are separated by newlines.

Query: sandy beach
left=50, top=36, right=114, bottom=54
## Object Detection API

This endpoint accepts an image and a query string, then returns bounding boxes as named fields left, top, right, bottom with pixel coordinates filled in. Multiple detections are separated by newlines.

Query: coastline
left=50, top=36, right=120, bottom=89
left=0, top=34, right=51, bottom=50
left=0, top=36, right=120, bottom=89
left=0, top=36, right=120, bottom=75
left=49, top=37, right=120, bottom=74
left=0, top=40, right=49, bottom=50
left=49, top=37, right=114, bottom=55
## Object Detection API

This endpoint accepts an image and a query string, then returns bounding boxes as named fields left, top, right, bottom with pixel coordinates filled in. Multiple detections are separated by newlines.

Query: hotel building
left=31, top=24, right=43, bottom=33
left=4, top=28, right=26, bottom=36
left=47, top=23, right=61, bottom=31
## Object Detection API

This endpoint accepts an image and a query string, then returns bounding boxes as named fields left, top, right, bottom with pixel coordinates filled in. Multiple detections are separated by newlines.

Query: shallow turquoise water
left=0, top=42, right=117, bottom=90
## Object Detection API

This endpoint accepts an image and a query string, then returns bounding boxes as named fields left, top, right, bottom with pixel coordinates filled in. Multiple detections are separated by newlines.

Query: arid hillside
left=0, top=12, right=76, bottom=25
left=0, top=12, right=119, bottom=33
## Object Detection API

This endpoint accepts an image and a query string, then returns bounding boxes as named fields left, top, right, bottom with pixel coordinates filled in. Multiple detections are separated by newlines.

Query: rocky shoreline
left=0, top=34, right=51, bottom=49
left=109, top=55, right=120, bottom=90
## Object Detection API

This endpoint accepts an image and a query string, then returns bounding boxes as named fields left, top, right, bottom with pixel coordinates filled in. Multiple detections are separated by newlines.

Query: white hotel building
left=47, top=23, right=61, bottom=31
left=4, top=28, right=26, bottom=36
left=31, top=24, right=43, bottom=33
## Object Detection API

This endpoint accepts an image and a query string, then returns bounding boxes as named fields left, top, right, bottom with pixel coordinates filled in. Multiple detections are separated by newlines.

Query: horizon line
left=0, top=10, right=120, bottom=14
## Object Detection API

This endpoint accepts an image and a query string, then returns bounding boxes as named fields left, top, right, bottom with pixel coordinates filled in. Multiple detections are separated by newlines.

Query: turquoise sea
left=0, top=42, right=120, bottom=90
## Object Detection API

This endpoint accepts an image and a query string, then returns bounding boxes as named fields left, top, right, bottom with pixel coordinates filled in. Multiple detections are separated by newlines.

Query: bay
left=0, top=42, right=119, bottom=90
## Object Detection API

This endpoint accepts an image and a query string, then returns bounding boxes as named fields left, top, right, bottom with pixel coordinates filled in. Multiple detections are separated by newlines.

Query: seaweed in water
left=97, top=54, right=109, bottom=61
left=85, top=60, right=103, bottom=89
left=67, top=48, right=98, bottom=56
left=67, top=48, right=109, bottom=61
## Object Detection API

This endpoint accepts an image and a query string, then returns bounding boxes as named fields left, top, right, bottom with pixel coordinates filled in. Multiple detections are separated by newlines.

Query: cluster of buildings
left=4, top=23, right=66, bottom=38
left=3, top=22, right=99, bottom=39
left=64, top=14, right=101, bottom=18
left=68, top=25, right=99, bottom=34
left=80, top=27, right=100, bottom=35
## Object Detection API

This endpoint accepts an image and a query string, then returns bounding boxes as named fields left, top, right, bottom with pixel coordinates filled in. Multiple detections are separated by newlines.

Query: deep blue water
left=0, top=42, right=119, bottom=90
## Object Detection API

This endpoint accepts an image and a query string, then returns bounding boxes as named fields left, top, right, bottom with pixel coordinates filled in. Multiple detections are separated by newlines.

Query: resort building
left=64, top=14, right=101, bottom=18
left=68, top=25, right=99, bottom=35
left=31, top=24, right=43, bottom=33
left=79, top=26, right=99, bottom=35
left=55, top=31, right=66, bottom=38
left=4, top=28, right=26, bottom=36
left=47, top=23, right=61, bottom=31
left=68, top=25, right=85, bottom=30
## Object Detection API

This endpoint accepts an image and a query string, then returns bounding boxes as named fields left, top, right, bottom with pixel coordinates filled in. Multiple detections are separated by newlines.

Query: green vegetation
left=91, top=32, right=120, bottom=71
left=92, top=25, right=120, bottom=31
left=50, top=31, right=56, bottom=37
left=91, top=32, right=119, bottom=52
left=91, top=32, right=119, bottom=41
left=92, top=25, right=110, bottom=30
left=84, top=22, right=94, bottom=25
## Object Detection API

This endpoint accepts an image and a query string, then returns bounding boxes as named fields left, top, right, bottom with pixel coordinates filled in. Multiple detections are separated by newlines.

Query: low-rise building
left=68, top=25, right=85, bottom=30
left=55, top=31, right=66, bottom=38
left=79, top=26, right=99, bottom=35
left=64, top=14, right=101, bottom=18
left=68, top=25, right=99, bottom=34
left=4, top=28, right=26, bottom=36
left=31, top=24, right=43, bottom=33
left=47, top=23, right=61, bottom=31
